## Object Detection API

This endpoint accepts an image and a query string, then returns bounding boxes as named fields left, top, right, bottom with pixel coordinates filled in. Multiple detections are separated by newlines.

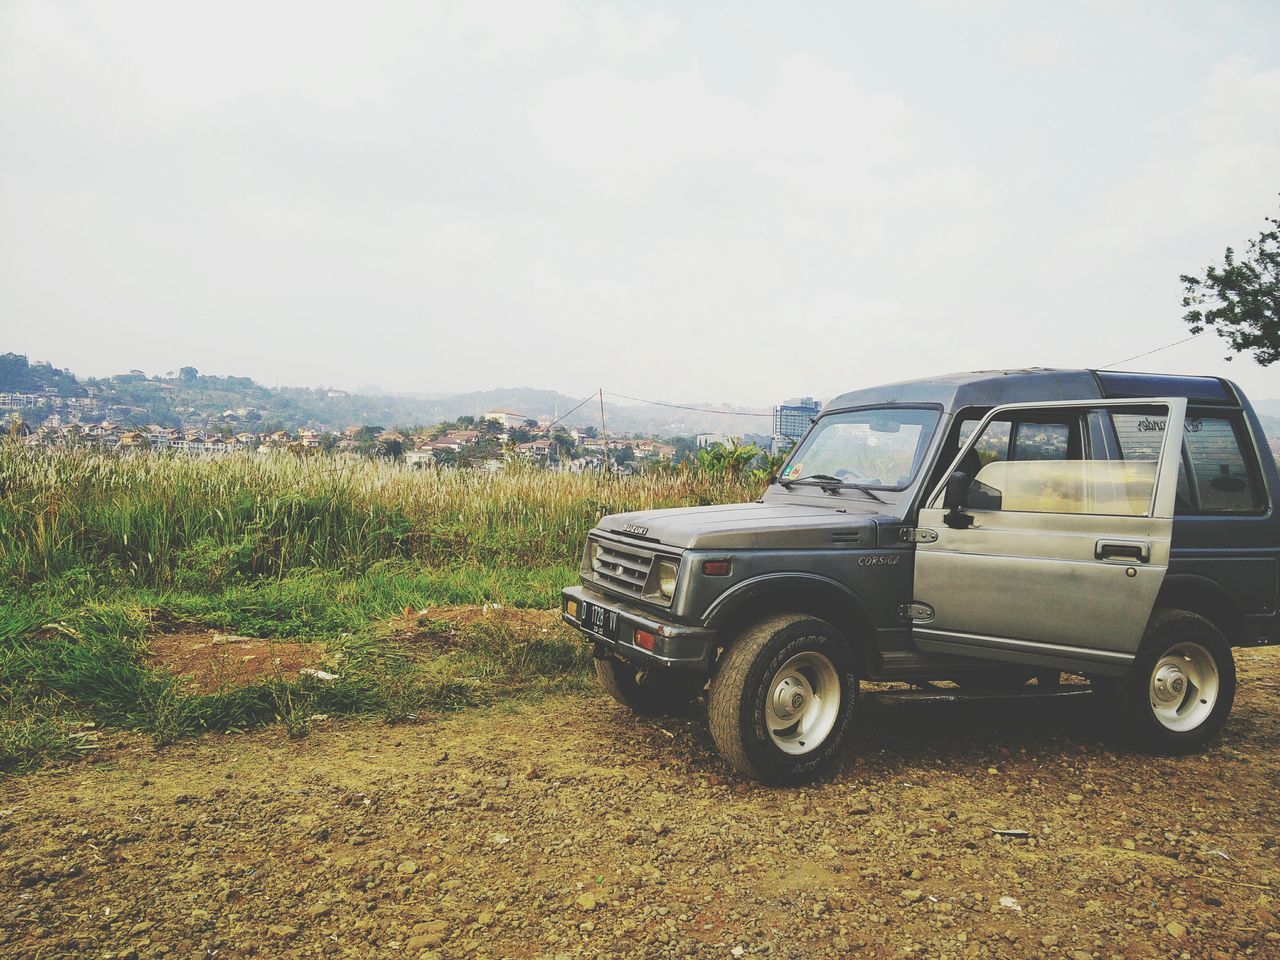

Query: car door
left=910, top=397, right=1187, bottom=675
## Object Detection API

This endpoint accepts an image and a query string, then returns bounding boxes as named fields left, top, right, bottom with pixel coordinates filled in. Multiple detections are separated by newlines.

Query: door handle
left=1095, top=539, right=1150, bottom=563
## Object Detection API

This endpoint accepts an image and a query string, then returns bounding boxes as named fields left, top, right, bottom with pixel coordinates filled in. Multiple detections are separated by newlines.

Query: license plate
left=580, top=600, right=618, bottom=641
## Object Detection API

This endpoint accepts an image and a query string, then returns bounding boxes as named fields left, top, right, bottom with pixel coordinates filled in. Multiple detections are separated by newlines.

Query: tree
left=693, top=440, right=762, bottom=478
left=1181, top=201, right=1280, bottom=366
left=179, top=366, right=199, bottom=383
left=550, top=429, right=576, bottom=461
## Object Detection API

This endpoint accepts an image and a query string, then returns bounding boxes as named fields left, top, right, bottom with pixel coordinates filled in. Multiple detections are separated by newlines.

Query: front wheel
left=1102, top=609, right=1236, bottom=753
left=708, top=614, right=858, bottom=785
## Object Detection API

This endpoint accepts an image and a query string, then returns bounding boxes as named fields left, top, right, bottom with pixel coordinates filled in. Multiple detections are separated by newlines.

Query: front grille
left=591, top=539, right=655, bottom=598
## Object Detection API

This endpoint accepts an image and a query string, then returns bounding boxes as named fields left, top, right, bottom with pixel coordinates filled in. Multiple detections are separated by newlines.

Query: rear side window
left=1112, top=412, right=1264, bottom=514
left=1184, top=417, right=1264, bottom=512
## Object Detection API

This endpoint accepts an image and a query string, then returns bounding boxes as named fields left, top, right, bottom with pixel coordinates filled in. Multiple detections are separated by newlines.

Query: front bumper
left=561, top=584, right=717, bottom=672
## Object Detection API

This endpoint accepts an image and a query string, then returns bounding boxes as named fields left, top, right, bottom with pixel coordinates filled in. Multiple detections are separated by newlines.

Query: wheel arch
left=1153, top=574, right=1245, bottom=646
left=703, top=573, right=876, bottom=675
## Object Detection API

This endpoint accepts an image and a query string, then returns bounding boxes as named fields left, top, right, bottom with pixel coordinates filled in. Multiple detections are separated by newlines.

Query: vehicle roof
left=824, top=368, right=1240, bottom=415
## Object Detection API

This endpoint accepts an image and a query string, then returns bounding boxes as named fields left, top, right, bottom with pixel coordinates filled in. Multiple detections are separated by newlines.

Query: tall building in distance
left=772, top=397, right=821, bottom=453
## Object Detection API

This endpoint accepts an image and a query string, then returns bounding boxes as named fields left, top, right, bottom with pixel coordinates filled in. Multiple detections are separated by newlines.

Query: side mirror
left=943, top=470, right=970, bottom=510
left=943, top=470, right=975, bottom=529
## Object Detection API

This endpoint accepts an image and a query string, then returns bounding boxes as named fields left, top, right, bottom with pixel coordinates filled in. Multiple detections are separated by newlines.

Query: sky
left=1, top=0, right=1278, bottom=408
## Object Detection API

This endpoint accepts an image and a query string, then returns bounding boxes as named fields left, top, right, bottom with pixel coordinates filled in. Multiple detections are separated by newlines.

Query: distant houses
left=13, top=407, right=680, bottom=471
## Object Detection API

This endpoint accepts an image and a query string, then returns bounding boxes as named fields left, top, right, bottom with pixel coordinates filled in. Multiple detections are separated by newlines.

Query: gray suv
left=562, top=369, right=1279, bottom=784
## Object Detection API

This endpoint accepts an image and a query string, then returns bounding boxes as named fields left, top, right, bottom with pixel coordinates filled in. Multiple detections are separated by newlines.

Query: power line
left=543, top=394, right=596, bottom=431
left=1099, top=332, right=1206, bottom=370
left=602, top=389, right=772, bottom=418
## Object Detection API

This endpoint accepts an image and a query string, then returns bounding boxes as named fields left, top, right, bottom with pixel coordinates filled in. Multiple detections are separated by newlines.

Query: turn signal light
left=634, top=629, right=657, bottom=652
left=702, top=560, right=732, bottom=576
left=566, top=600, right=579, bottom=618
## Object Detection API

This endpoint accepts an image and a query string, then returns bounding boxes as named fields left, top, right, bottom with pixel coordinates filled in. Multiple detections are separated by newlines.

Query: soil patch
left=392, top=603, right=569, bottom=648
left=148, top=632, right=326, bottom=694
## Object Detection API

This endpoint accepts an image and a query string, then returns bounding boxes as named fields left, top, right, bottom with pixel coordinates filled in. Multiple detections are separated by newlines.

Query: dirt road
left=3, top=649, right=1278, bottom=960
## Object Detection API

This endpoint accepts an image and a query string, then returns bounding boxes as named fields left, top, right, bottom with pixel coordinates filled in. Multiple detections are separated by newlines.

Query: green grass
left=0, top=447, right=755, bottom=774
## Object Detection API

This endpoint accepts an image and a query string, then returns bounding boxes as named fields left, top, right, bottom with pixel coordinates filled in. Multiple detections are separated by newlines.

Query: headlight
left=655, top=558, right=678, bottom=599
left=581, top=540, right=598, bottom=576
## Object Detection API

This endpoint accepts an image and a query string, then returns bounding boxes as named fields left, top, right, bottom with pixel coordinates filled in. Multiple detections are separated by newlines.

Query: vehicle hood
left=595, top=501, right=885, bottom=551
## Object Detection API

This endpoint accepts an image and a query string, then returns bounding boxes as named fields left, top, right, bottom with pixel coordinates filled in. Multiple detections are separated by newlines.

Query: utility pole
left=599, top=388, right=609, bottom=474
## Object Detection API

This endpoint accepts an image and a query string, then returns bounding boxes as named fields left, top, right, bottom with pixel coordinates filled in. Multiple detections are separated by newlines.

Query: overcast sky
left=2, top=1, right=1277, bottom=407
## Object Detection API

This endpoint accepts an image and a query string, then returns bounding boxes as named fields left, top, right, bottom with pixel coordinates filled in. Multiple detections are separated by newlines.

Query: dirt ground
left=147, top=632, right=327, bottom=694
left=2, top=649, right=1278, bottom=960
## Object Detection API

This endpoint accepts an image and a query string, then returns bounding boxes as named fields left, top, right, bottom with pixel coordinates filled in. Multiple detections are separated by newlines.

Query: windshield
left=778, top=406, right=941, bottom=491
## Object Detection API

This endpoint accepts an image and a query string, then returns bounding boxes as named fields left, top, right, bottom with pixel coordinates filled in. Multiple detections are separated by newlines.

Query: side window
left=971, top=419, right=1012, bottom=466
left=1185, top=417, right=1264, bottom=512
left=959, top=411, right=1157, bottom=516
left=1012, top=422, right=1070, bottom=461
left=1112, top=412, right=1192, bottom=510
left=1113, top=412, right=1263, bottom=514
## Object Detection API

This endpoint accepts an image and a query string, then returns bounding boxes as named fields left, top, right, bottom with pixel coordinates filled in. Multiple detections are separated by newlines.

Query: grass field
left=0, top=447, right=759, bottom=773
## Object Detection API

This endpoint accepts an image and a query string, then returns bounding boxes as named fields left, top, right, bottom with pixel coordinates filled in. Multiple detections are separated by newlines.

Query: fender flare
left=703, top=572, right=876, bottom=642
left=1154, top=572, right=1246, bottom=645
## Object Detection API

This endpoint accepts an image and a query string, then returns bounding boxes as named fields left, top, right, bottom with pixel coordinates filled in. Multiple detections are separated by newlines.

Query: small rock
left=269, top=925, right=298, bottom=939
left=901, top=889, right=923, bottom=903
left=1166, top=921, right=1186, bottom=938
left=576, top=892, right=598, bottom=911
left=1067, top=793, right=1083, bottom=805
left=129, top=922, right=154, bottom=935
left=1122, top=839, right=1136, bottom=850
left=397, top=860, right=419, bottom=875
left=1041, top=934, right=1059, bottom=947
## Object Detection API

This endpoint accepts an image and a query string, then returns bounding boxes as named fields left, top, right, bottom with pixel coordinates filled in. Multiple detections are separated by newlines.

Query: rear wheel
left=594, top=656, right=703, bottom=715
left=708, top=614, right=858, bottom=785
left=1102, top=609, right=1236, bottom=753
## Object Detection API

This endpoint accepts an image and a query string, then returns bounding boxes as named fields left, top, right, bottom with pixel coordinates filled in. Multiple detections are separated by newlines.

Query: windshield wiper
left=778, top=474, right=886, bottom=503
left=779, top=473, right=842, bottom=489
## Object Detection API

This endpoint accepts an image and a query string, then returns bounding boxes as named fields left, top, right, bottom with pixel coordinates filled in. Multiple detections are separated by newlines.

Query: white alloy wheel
left=764, top=650, right=841, bottom=755
left=1148, top=640, right=1220, bottom=733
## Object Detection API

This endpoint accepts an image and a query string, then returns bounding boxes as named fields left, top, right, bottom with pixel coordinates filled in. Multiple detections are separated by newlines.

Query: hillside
left=0, top=352, right=770, bottom=437
left=4, top=352, right=1276, bottom=442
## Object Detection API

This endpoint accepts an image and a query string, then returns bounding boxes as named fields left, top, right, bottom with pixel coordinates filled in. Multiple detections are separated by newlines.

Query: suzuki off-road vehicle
left=562, top=369, right=1280, bottom=784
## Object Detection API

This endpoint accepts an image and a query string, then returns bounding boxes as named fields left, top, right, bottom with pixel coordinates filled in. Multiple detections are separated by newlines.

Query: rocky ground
left=2, top=648, right=1278, bottom=960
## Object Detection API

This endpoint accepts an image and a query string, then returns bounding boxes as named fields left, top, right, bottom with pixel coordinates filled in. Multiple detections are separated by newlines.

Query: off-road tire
left=593, top=656, right=703, bottom=715
left=1101, top=608, right=1236, bottom=753
left=707, top=613, right=858, bottom=785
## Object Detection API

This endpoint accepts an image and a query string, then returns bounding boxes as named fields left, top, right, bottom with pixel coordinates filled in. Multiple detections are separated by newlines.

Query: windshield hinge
left=899, top=526, right=938, bottom=544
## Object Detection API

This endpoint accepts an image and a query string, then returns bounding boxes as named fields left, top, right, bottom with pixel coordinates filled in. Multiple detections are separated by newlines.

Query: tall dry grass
left=0, top=447, right=759, bottom=585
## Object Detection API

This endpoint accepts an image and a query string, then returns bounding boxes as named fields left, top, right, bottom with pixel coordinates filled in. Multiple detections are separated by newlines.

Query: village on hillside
left=2, top=398, right=686, bottom=472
